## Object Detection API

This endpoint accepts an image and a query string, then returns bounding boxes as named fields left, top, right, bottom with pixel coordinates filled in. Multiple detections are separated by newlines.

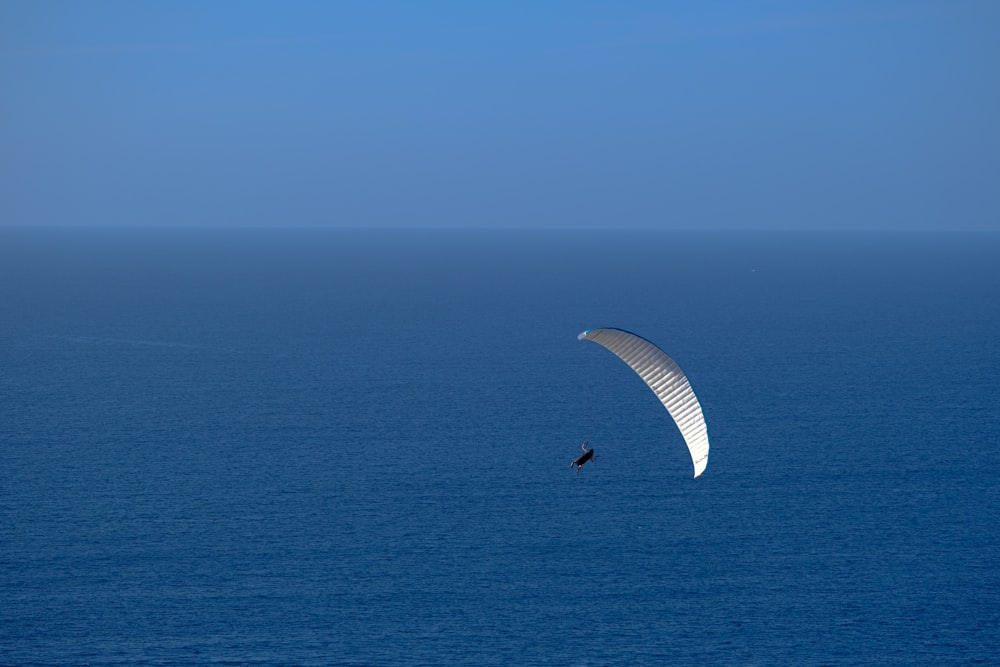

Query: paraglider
left=571, top=440, right=595, bottom=473
left=578, top=327, right=711, bottom=478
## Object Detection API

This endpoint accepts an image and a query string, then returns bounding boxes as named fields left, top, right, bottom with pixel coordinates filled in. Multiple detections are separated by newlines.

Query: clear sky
left=2, top=1, right=997, bottom=229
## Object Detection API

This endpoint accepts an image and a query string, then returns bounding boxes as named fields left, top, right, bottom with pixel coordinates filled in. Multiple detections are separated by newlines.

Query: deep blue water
left=2, top=228, right=998, bottom=666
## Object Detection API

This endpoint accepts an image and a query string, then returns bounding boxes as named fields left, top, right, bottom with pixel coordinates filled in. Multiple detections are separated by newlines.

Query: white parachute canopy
left=578, top=327, right=710, bottom=478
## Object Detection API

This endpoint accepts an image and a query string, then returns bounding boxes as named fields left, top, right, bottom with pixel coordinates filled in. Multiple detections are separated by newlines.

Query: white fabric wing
left=579, top=327, right=710, bottom=477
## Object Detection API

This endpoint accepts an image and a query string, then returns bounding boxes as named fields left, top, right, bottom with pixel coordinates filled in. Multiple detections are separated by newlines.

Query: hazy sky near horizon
left=2, top=1, right=998, bottom=230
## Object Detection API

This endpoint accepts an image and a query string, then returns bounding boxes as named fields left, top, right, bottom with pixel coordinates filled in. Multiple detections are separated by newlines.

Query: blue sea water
left=1, top=228, right=998, bottom=666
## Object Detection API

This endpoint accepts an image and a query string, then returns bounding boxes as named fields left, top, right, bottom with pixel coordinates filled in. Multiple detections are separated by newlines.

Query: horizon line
left=1, top=224, right=997, bottom=234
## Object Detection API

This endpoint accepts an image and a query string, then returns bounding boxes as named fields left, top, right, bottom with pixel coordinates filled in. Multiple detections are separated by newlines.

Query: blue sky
left=2, top=1, right=997, bottom=229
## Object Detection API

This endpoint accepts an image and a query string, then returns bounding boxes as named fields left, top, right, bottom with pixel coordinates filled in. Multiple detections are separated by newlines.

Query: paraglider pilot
left=571, top=440, right=595, bottom=473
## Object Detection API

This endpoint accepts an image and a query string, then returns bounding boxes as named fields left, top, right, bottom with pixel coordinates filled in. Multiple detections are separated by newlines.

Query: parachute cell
left=578, top=327, right=710, bottom=478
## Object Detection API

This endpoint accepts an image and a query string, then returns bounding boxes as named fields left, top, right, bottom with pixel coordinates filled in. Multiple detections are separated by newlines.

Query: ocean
left=2, top=228, right=998, bottom=665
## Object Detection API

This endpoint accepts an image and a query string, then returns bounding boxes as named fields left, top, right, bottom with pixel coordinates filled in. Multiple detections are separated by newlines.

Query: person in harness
left=571, top=440, right=596, bottom=473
